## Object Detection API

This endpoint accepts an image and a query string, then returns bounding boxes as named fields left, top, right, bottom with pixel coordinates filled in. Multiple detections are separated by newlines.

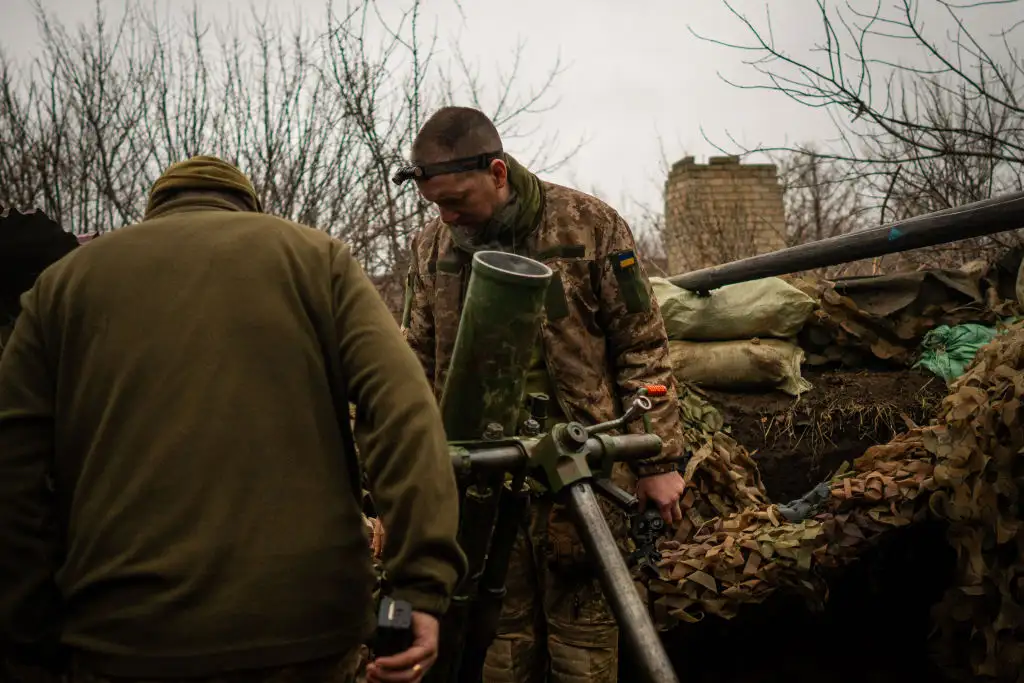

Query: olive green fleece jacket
left=0, top=195, right=466, bottom=677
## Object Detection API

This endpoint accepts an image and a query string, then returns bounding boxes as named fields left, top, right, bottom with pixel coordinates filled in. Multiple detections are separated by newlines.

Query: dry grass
left=752, top=374, right=944, bottom=464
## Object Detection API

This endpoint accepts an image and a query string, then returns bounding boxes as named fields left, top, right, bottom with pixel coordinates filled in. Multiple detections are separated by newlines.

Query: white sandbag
left=669, top=338, right=813, bottom=396
left=651, top=276, right=816, bottom=341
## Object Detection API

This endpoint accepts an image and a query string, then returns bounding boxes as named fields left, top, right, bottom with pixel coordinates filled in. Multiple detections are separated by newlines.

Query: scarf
left=448, top=154, right=544, bottom=255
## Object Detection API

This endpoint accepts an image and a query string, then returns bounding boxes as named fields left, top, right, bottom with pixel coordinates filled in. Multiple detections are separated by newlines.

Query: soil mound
left=701, top=368, right=945, bottom=501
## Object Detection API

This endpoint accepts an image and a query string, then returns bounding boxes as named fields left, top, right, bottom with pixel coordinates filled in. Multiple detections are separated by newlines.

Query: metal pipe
left=566, top=482, right=680, bottom=683
left=449, top=434, right=664, bottom=474
left=450, top=445, right=527, bottom=473
left=591, top=433, right=663, bottom=465
left=457, top=484, right=529, bottom=683
left=667, top=190, right=1024, bottom=292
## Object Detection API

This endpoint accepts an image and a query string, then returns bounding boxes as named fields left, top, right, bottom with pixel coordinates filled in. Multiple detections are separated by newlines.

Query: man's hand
left=363, top=515, right=386, bottom=559
left=635, top=471, right=687, bottom=525
left=367, top=611, right=439, bottom=683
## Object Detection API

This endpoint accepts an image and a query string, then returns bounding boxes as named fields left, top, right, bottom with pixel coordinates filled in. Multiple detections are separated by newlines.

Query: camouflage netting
left=789, top=261, right=1022, bottom=369
left=673, top=386, right=770, bottom=540
left=647, top=320, right=1024, bottom=682
left=925, top=323, right=1024, bottom=681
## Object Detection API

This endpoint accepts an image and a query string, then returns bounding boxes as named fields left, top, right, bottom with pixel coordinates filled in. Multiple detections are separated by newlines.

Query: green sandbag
left=914, top=323, right=1001, bottom=383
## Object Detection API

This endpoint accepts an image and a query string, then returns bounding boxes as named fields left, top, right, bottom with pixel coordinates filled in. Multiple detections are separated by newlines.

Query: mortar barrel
left=439, top=250, right=553, bottom=441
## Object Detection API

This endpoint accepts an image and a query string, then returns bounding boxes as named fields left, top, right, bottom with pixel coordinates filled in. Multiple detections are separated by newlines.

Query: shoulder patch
left=607, top=249, right=651, bottom=313
left=612, top=249, right=637, bottom=270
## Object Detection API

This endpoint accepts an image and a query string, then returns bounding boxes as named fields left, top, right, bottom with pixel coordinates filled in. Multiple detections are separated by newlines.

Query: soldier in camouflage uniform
left=398, top=107, right=688, bottom=682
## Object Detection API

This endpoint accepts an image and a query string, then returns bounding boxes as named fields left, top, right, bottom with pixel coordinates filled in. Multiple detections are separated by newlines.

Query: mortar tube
left=432, top=250, right=551, bottom=682
left=439, top=251, right=553, bottom=441
left=566, top=482, right=680, bottom=683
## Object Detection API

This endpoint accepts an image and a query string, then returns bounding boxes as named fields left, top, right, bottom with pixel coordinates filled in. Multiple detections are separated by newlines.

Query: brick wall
left=663, top=155, right=787, bottom=274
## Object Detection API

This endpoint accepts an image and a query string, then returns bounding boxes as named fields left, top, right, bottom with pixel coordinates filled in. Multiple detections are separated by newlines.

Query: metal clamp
left=628, top=509, right=665, bottom=579
left=591, top=480, right=664, bottom=579
left=586, top=385, right=665, bottom=437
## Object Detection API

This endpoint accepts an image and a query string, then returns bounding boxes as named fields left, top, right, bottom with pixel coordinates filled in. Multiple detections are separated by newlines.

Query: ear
left=489, top=158, right=508, bottom=190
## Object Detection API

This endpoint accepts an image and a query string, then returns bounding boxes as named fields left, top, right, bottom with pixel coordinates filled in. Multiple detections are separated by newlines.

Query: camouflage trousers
left=4, top=648, right=367, bottom=683
left=482, top=499, right=619, bottom=683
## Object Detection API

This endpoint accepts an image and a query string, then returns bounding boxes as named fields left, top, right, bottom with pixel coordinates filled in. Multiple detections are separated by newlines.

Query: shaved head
left=411, top=107, right=503, bottom=164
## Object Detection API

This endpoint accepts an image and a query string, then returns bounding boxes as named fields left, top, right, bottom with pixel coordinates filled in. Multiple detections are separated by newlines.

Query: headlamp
left=391, top=151, right=504, bottom=186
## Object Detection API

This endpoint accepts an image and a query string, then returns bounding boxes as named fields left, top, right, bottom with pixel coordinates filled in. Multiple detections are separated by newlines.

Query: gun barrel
left=566, top=482, right=680, bottom=683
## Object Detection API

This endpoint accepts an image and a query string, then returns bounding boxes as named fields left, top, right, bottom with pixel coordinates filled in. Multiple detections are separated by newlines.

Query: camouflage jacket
left=403, top=181, right=686, bottom=475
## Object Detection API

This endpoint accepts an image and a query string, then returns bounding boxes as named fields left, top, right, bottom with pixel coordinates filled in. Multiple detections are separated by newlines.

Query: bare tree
left=0, top=0, right=578, bottom=313
left=438, top=39, right=585, bottom=176
left=771, top=147, right=891, bottom=276
left=775, top=148, right=869, bottom=246
left=630, top=202, right=670, bottom=276
left=694, top=0, right=1024, bottom=268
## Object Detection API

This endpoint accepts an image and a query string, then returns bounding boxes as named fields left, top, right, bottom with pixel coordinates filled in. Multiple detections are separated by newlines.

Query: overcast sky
left=0, top=0, right=1015, bottom=216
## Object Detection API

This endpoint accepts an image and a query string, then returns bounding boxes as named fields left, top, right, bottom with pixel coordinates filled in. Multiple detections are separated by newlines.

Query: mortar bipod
left=445, top=387, right=680, bottom=683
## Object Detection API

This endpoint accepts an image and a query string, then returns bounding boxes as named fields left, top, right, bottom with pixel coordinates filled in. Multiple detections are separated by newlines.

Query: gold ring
left=413, top=664, right=422, bottom=673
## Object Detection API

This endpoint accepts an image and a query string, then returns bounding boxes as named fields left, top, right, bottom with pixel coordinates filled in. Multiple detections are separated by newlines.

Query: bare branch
left=0, top=0, right=580, bottom=315
left=690, top=0, right=1023, bottom=271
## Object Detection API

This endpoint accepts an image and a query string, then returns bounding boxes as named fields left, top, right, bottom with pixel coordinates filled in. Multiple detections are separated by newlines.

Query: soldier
left=398, top=107, right=688, bottom=682
left=0, top=156, right=467, bottom=683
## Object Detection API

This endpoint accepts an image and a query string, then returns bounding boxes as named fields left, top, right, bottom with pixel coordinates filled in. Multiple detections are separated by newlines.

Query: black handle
left=373, top=596, right=414, bottom=657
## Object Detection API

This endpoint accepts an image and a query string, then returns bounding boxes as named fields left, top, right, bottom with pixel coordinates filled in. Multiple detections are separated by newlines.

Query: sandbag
left=651, top=276, right=816, bottom=341
left=669, top=338, right=812, bottom=396
left=914, top=323, right=1001, bottom=384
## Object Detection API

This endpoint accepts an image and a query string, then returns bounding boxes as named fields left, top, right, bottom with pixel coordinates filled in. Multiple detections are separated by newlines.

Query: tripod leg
left=457, top=482, right=530, bottom=683
left=565, top=482, right=679, bottom=683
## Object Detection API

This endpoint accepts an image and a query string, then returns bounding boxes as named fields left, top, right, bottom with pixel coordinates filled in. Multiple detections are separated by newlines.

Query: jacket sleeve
left=0, top=286, right=64, bottom=666
left=401, top=231, right=436, bottom=386
left=594, top=213, right=688, bottom=477
left=331, top=240, right=466, bottom=617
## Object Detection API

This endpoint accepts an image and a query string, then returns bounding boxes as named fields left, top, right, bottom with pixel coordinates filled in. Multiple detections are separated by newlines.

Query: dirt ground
left=699, top=368, right=947, bottom=502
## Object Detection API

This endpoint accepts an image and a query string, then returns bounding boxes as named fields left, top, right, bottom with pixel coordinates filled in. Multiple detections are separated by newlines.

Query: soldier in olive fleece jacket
left=0, top=156, right=466, bottom=681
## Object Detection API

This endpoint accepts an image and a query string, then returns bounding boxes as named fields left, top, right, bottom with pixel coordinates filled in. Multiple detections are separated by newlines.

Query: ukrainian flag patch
left=609, top=248, right=651, bottom=313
